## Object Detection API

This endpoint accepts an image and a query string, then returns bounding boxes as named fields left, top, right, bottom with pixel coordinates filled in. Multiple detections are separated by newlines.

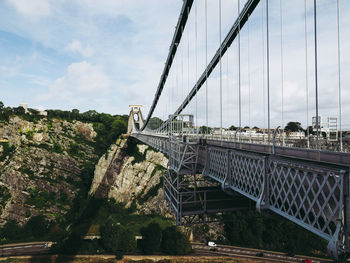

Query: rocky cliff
left=89, top=137, right=171, bottom=217
left=0, top=115, right=172, bottom=225
left=0, top=116, right=97, bottom=225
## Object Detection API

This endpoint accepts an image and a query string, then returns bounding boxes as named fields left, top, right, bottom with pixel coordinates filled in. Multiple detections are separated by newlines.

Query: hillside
left=0, top=116, right=97, bottom=225
left=0, top=106, right=328, bottom=259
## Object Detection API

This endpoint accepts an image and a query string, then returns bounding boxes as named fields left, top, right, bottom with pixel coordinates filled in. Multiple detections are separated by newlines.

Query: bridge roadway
left=132, top=131, right=350, bottom=259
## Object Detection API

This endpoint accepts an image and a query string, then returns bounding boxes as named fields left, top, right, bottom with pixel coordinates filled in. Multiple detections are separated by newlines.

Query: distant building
left=19, top=102, right=29, bottom=114
left=19, top=103, right=47, bottom=116
left=312, top=116, right=337, bottom=141
left=287, top=131, right=305, bottom=139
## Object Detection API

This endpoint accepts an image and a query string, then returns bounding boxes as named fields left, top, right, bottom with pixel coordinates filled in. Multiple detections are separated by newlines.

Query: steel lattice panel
left=268, top=157, right=345, bottom=241
left=205, top=148, right=228, bottom=182
left=229, top=151, right=265, bottom=201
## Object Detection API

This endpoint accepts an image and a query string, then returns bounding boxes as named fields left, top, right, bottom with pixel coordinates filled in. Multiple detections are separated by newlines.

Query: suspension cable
left=220, top=0, right=223, bottom=140
left=336, top=0, right=342, bottom=151
left=280, top=0, right=284, bottom=145
left=262, top=0, right=266, bottom=142
left=266, top=0, right=271, bottom=143
left=205, top=0, right=209, bottom=133
left=313, top=0, right=319, bottom=149
left=187, top=6, right=190, bottom=116
left=238, top=0, right=242, bottom=130
left=195, top=0, right=198, bottom=131
left=227, top=41, right=229, bottom=134
left=248, top=13, right=251, bottom=143
left=304, top=0, right=309, bottom=148
left=181, top=26, right=184, bottom=110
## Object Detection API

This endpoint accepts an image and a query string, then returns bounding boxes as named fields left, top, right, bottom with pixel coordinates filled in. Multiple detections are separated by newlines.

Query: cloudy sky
left=1, top=0, right=349, bottom=130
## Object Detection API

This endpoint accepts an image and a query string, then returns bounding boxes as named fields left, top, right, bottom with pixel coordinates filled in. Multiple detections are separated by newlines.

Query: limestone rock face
left=0, top=116, right=97, bottom=225
left=90, top=138, right=171, bottom=217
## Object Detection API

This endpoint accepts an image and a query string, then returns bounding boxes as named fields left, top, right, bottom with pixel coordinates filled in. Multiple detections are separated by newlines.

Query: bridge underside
left=164, top=175, right=251, bottom=225
left=132, top=132, right=350, bottom=259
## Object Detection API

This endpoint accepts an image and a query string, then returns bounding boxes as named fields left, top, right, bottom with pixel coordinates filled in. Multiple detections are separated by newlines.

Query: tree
left=229, top=125, right=237, bottom=131
left=100, top=220, right=136, bottom=257
left=13, top=106, right=25, bottom=115
left=284, top=122, right=303, bottom=132
left=199, top=126, right=212, bottom=134
left=140, top=222, right=162, bottom=254
left=148, top=117, right=163, bottom=130
left=101, top=220, right=124, bottom=254
left=28, top=108, right=39, bottom=115
left=24, top=215, right=49, bottom=238
left=0, top=220, right=23, bottom=240
left=161, top=226, right=191, bottom=255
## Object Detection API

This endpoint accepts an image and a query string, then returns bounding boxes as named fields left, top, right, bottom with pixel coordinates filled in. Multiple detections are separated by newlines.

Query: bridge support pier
left=127, top=105, right=144, bottom=134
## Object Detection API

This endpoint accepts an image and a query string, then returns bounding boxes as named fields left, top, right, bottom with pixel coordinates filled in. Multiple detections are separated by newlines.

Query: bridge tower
left=128, top=105, right=144, bottom=134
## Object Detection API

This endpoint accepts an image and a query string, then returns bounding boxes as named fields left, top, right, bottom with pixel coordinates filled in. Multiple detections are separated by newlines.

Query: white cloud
left=39, top=61, right=110, bottom=102
left=65, top=39, right=94, bottom=58
left=5, top=0, right=50, bottom=17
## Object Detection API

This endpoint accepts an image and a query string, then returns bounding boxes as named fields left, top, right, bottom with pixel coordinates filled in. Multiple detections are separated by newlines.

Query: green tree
left=140, top=222, right=162, bottom=254
left=13, top=106, right=25, bottom=115
left=161, top=226, right=191, bottom=255
left=284, top=122, right=303, bottom=132
left=100, top=220, right=123, bottom=254
left=100, top=220, right=136, bottom=256
left=0, top=220, right=22, bottom=240
left=199, top=126, right=212, bottom=134
left=148, top=117, right=164, bottom=130
left=24, top=215, right=49, bottom=238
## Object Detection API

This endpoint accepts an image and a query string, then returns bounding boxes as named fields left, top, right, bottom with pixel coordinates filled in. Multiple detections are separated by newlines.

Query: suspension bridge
left=128, top=0, right=349, bottom=259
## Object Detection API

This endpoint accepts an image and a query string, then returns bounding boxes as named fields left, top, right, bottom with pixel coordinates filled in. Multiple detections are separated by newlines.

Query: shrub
left=140, top=222, right=162, bottom=254
left=161, top=226, right=191, bottom=255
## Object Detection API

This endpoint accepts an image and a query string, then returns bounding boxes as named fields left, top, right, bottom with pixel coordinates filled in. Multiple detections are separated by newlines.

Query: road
left=0, top=241, right=334, bottom=262
left=0, top=242, right=52, bottom=257
left=191, top=242, right=333, bottom=263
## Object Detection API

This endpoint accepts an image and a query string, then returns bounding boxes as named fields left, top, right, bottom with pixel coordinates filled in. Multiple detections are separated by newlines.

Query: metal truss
left=164, top=132, right=249, bottom=226
left=204, top=145, right=350, bottom=259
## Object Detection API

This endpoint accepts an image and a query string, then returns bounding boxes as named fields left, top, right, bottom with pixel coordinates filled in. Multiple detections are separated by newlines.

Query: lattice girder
left=203, top=145, right=350, bottom=258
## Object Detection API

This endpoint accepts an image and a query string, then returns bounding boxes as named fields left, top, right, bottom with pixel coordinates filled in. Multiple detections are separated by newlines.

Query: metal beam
left=141, top=0, right=194, bottom=130
left=160, top=0, right=261, bottom=129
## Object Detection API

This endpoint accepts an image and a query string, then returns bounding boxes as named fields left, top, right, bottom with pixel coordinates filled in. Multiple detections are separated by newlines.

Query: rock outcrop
left=0, top=116, right=97, bottom=225
left=90, top=138, right=171, bottom=217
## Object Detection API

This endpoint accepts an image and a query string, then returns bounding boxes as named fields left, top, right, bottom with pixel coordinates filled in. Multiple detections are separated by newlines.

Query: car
left=207, top=241, right=216, bottom=247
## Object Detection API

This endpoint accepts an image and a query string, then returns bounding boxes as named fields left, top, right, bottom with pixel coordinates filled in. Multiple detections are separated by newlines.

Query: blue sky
left=1, top=0, right=349, bottom=130
left=0, top=0, right=181, bottom=114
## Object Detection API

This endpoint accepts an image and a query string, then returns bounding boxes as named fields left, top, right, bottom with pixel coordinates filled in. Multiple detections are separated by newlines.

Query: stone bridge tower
left=127, top=105, right=144, bottom=134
